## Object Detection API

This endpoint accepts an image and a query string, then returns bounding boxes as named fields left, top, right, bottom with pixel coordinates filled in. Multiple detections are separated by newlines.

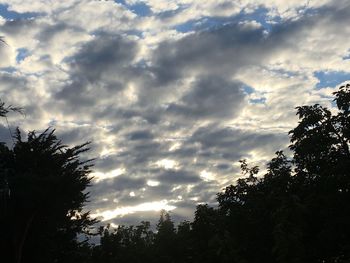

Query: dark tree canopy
left=0, top=128, right=96, bottom=263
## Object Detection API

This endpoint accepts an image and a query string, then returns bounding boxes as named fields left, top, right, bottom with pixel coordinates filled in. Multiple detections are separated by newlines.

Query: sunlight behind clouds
left=147, top=180, right=160, bottom=186
left=92, top=168, right=126, bottom=182
left=91, top=200, right=176, bottom=221
left=155, top=159, right=178, bottom=170
left=200, top=170, right=215, bottom=181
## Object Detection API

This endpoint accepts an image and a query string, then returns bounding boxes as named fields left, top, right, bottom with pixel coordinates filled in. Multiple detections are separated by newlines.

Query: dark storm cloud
left=167, top=75, right=245, bottom=120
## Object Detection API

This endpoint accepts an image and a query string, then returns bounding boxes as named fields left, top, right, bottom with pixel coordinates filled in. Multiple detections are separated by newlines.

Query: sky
left=0, top=0, right=349, bottom=226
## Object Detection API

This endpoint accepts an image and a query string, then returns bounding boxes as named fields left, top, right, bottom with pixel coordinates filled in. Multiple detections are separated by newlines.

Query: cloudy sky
left=0, top=0, right=349, bottom=226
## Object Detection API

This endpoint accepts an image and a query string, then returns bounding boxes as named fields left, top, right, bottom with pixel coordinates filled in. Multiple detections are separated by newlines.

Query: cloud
left=151, top=23, right=269, bottom=83
left=127, top=129, right=154, bottom=140
left=156, top=169, right=201, bottom=184
left=54, top=33, right=139, bottom=112
left=1, top=0, right=350, bottom=227
left=166, top=75, right=245, bottom=120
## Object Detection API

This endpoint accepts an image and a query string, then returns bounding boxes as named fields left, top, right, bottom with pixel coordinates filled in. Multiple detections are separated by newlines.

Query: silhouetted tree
left=92, top=221, right=154, bottom=263
left=0, top=128, right=96, bottom=263
left=287, top=83, right=350, bottom=262
left=153, top=210, right=177, bottom=262
left=214, top=84, right=350, bottom=263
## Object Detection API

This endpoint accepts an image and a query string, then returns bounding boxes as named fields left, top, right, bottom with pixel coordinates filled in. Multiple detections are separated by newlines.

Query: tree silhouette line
left=0, top=84, right=350, bottom=263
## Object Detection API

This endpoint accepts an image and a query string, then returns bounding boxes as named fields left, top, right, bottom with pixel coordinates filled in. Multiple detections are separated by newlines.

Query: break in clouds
left=0, top=0, right=349, bottom=225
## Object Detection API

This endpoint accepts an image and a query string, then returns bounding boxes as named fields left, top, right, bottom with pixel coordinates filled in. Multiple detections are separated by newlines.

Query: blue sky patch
left=174, top=7, right=279, bottom=34
left=129, top=2, right=151, bottom=17
left=249, top=97, right=266, bottom=104
left=242, top=84, right=255, bottom=95
left=314, top=71, right=350, bottom=89
left=16, top=48, right=30, bottom=63
left=0, top=4, right=40, bottom=20
left=0, top=67, right=17, bottom=73
left=114, top=0, right=151, bottom=17
left=174, top=20, right=197, bottom=33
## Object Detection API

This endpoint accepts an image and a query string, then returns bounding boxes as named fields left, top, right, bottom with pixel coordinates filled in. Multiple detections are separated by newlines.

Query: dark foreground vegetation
left=0, top=84, right=350, bottom=263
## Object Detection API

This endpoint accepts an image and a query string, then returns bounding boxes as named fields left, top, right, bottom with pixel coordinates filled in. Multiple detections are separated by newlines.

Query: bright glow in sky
left=155, top=159, right=178, bottom=169
left=200, top=170, right=215, bottom=181
left=92, top=168, right=126, bottom=182
left=92, top=200, right=176, bottom=221
left=147, top=180, right=160, bottom=187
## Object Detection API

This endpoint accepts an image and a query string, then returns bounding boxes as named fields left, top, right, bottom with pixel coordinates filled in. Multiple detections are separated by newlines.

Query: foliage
left=0, top=100, right=23, bottom=117
left=0, top=128, right=96, bottom=263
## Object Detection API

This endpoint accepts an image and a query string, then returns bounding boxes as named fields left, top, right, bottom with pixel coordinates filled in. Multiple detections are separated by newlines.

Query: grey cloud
left=55, top=127, right=92, bottom=145
left=167, top=75, right=245, bottom=120
left=215, top=163, right=232, bottom=170
left=0, top=72, right=27, bottom=91
left=189, top=125, right=287, bottom=157
left=91, top=175, right=146, bottom=196
left=94, top=154, right=122, bottom=173
left=191, top=182, right=219, bottom=204
left=151, top=23, right=268, bottom=84
left=112, top=175, right=146, bottom=191
left=141, top=184, right=175, bottom=200
left=36, top=22, right=85, bottom=46
left=92, top=105, right=163, bottom=125
left=0, top=124, right=14, bottom=146
left=156, top=169, right=201, bottom=184
left=68, top=34, right=137, bottom=82
left=127, top=141, right=163, bottom=164
left=125, top=22, right=272, bottom=106
left=127, top=129, right=154, bottom=141
left=55, top=33, right=138, bottom=108
left=0, top=19, right=36, bottom=37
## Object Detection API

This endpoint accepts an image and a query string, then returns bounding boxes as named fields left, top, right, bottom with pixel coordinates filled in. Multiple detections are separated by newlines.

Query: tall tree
left=153, top=210, right=177, bottom=262
left=288, top=83, right=350, bottom=262
left=0, top=128, right=96, bottom=263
